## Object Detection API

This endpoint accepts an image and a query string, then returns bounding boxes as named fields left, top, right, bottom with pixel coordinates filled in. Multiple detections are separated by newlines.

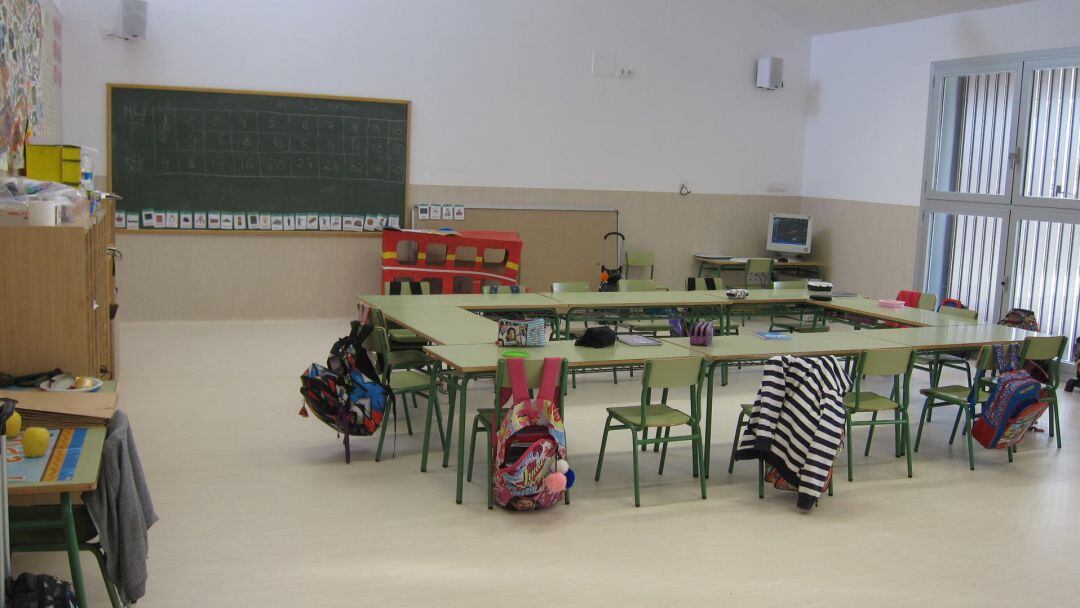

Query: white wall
left=802, top=0, right=1080, bottom=206
left=62, top=0, right=810, bottom=196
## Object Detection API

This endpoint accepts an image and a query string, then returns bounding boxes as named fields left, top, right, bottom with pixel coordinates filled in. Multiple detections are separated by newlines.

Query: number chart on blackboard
left=108, top=84, right=408, bottom=234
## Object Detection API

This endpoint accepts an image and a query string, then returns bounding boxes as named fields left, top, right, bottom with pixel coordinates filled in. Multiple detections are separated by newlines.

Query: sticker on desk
left=5, top=428, right=86, bottom=483
left=753, top=331, right=793, bottom=341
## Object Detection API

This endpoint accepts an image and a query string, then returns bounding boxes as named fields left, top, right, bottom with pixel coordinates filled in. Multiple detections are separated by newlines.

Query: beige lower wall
left=799, top=197, right=919, bottom=300
left=114, top=186, right=917, bottom=320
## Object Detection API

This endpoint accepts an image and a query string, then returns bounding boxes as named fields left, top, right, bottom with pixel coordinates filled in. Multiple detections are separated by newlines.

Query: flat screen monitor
left=767, top=213, right=812, bottom=255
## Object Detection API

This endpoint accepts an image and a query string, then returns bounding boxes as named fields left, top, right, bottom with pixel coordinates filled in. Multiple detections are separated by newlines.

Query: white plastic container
left=28, top=200, right=60, bottom=226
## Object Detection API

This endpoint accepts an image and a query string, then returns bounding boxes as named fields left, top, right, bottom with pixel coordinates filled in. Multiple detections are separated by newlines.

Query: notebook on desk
left=0, top=391, right=117, bottom=427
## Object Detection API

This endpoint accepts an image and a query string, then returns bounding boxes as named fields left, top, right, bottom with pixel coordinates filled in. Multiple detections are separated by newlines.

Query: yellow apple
left=22, top=427, right=50, bottom=458
left=5, top=411, right=21, bottom=439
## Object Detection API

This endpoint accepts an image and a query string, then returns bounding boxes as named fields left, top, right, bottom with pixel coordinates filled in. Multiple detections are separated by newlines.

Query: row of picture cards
left=416, top=203, right=465, bottom=221
left=116, top=211, right=402, bottom=232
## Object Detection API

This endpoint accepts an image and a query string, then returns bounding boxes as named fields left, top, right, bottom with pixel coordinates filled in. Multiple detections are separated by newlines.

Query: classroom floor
left=14, top=319, right=1080, bottom=607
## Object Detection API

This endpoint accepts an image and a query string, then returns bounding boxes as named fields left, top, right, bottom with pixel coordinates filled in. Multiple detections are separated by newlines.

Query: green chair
left=379, top=281, right=430, bottom=346
left=1020, top=335, right=1068, bottom=448
left=368, top=308, right=430, bottom=369
left=844, top=348, right=915, bottom=481
left=913, top=306, right=978, bottom=392
left=915, top=346, right=996, bottom=470
left=917, top=293, right=938, bottom=311
left=618, top=279, right=671, bottom=336
left=10, top=505, right=122, bottom=608
left=551, top=281, right=589, bottom=293
left=734, top=258, right=774, bottom=289
left=594, top=357, right=707, bottom=506
left=625, top=250, right=656, bottom=279
left=685, top=276, right=736, bottom=336
left=727, top=402, right=834, bottom=500
left=767, top=280, right=825, bottom=333
left=467, top=358, right=570, bottom=510
left=618, top=278, right=660, bottom=292
left=369, top=327, right=445, bottom=471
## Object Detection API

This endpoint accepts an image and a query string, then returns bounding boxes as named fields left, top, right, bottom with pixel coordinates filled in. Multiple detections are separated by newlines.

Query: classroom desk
left=377, top=305, right=501, bottom=345
left=694, top=256, right=823, bottom=278
left=8, top=426, right=107, bottom=608
left=818, top=297, right=982, bottom=327
left=359, top=293, right=561, bottom=310
left=425, top=339, right=695, bottom=504
left=541, top=290, right=728, bottom=338
left=361, top=293, right=564, bottom=337
left=871, top=324, right=1044, bottom=350
left=668, top=332, right=917, bottom=479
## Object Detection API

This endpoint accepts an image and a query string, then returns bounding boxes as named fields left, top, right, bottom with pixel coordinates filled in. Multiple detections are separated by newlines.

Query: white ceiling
left=758, top=0, right=1035, bottom=35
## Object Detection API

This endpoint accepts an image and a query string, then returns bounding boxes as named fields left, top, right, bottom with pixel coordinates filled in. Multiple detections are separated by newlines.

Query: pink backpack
left=493, top=357, right=572, bottom=511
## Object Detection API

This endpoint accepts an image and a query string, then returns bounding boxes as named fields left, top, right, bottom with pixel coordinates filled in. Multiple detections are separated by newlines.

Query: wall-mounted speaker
left=756, top=57, right=783, bottom=90
left=120, top=0, right=148, bottom=40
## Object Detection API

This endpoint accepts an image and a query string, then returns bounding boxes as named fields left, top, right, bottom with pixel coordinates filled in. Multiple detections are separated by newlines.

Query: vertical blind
left=934, top=72, right=1014, bottom=196
left=924, top=212, right=1003, bottom=323
left=1025, top=66, right=1080, bottom=200
left=1012, top=219, right=1080, bottom=355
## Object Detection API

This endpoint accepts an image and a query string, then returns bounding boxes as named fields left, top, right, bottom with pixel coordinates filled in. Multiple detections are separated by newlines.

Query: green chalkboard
left=108, top=84, right=408, bottom=230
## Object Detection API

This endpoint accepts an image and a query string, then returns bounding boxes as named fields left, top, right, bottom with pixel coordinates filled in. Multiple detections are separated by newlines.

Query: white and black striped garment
left=735, top=355, right=852, bottom=510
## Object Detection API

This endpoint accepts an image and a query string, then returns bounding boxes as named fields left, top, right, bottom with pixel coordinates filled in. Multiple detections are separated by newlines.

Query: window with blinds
left=932, top=71, right=1015, bottom=197
left=1024, top=66, right=1080, bottom=201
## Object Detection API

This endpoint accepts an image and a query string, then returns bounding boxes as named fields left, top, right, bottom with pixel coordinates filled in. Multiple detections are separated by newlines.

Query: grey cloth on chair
left=83, top=410, right=158, bottom=604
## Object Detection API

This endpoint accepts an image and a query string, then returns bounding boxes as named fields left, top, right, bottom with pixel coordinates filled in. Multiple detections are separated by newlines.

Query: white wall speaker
left=121, top=0, right=148, bottom=40
left=756, top=57, right=783, bottom=90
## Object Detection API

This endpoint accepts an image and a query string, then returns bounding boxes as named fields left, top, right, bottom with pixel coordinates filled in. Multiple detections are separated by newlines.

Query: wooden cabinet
left=0, top=200, right=116, bottom=379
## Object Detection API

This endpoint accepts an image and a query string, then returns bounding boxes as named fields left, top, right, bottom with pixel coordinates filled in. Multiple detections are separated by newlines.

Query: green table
left=425, top=339, right=696, bottom=504
left=361, top=293, right=564, bottom=337
left=541, top=290, right=729, bottom=338
left=819, top=297, right=981, bottom=328
left=360, top=292, right=561, bottom=310
left=377, top=305, right=501, bottom=345
left=8, top=426, right=108, bottom=608
left=871, top=324, right=1043, bottom=350
left=667, top=332, right=906, bottom=478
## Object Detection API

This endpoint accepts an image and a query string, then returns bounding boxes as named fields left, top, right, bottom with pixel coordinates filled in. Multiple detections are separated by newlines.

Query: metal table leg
left=60, top=494, right=87, bottom=608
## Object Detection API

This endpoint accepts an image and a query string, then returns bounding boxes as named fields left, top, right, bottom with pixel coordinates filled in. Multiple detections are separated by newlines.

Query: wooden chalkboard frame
left=106, top=83, right=410, bottom=236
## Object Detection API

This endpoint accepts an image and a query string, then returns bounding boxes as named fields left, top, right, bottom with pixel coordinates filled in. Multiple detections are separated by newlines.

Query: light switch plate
left=592, top=51, right=615, bottom=77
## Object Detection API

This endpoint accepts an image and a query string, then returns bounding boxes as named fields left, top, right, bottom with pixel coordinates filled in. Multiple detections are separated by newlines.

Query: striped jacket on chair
left=735, top=355, right=852, bottom=510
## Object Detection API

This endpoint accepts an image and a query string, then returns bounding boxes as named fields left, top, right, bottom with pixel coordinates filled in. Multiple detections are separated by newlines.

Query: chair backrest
left=855, top=348, right=914, bottom=378
left=1021, top=335, right=1066, bottom=362
left=551, top=281, right=589, bottom=293
left=384, top=280, right=431, bottom=295
left=369, top=326, right=393, bottom=377
left=686, top=277, right=724, bottom=291
left=493, top=358, right=569, bottom=407
left=368, top=307, right=388, bottom=330
left=744, top=258, right=774, bottom=288
left=618, top=279, right=658, bottom=292
left=917, top=292, right=938, bottom=310
left=939, top=306, right=978, bottom=320
left=625, top=250, right=656, bottom=279
left=772, top=280, right=807, bottom=290
left=641, top=357, right=705, bottom=389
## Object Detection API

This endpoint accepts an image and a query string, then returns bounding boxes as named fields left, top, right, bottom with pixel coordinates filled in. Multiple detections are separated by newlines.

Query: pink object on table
left=878, top=299, right=906, bottom=309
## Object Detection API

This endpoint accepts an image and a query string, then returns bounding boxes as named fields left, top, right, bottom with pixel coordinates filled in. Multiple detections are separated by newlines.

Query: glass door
left=919, top=202, right=1009, bottom=322
left=1005, top=208, right=1080, bottom=357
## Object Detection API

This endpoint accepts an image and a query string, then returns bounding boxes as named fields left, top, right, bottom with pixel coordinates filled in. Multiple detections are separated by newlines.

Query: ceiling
left=758, top=0, right=1035, bottom=35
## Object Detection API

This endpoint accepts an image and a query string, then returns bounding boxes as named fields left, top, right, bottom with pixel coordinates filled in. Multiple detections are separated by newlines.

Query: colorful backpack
left=999, top=308, right=1039, bottom=331
left=493, top=357, right=573, bottom=511
left=299, top=321, right=392, bottom=462
left=669, top=319, right=713, bottom=346
left=970, top=344, right=1047, bottom=449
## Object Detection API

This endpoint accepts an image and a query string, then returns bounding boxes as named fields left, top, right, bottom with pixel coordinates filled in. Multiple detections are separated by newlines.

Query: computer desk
left=694, top=255, right=823, bottom=279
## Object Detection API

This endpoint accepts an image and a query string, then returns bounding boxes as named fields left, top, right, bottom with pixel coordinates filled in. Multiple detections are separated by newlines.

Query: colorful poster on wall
left=0, top=0, right=60, bottom=171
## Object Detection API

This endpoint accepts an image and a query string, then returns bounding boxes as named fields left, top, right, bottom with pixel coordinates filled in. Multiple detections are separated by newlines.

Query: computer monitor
left=766, top=213, right=812, bottom=255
